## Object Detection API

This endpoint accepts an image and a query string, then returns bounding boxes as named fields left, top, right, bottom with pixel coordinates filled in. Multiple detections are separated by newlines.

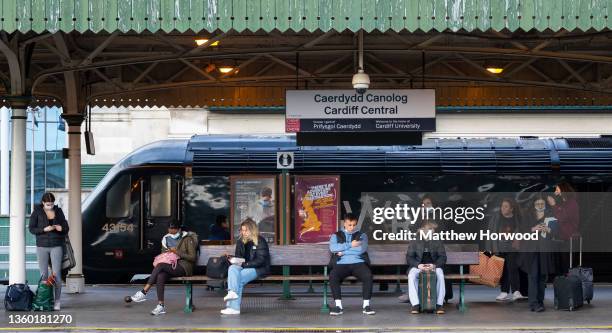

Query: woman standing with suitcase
left=28, top=192, right=69, bottom=311
left=519, top=195, right=560, bottom=312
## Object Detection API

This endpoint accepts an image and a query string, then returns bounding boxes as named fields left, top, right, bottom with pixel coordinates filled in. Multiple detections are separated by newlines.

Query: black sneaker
left=362, top=306, right=376, bottom=315
left=329, top=306, right=343, bottom=316
left=411, top=305, right=420, bottom=314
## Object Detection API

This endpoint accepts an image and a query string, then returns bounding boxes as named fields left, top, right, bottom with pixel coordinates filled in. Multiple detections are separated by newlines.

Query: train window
left=106, top=174, right=131, bottom=218
left=150, top=175, right=172, bottom=217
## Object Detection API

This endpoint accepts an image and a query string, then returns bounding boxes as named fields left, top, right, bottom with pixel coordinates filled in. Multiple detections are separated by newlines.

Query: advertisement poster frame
left=294, top=175, right=341, bottom=244
left=230, top=175, right=278, bottom=244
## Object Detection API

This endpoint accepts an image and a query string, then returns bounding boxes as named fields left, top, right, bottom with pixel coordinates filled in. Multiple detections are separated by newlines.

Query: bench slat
left=172, top=274, right=480, bottom=282
left=196, top=244, right=479, bottom=266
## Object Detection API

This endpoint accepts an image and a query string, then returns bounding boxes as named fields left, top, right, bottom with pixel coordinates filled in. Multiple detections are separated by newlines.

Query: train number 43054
left=102, top=223, right=134, bottom=233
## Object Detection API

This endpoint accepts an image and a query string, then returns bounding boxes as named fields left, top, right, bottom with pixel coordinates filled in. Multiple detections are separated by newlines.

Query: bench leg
left=395, top=266, right=402, bottom=293
left=457, top=265, right=467, bottom=312
left=307, top=266, right=315, bottom=293
left=321, top=266, right=329, bottom=313
left=279, top=265, right=295, bottom=300
left=184, top=282, right=194, bottom=313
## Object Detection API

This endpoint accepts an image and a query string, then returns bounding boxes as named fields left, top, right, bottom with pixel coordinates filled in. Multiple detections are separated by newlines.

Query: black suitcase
left=553, top=275, right=583, bottom=311
left=567, top=236, right=594, bottom=304
left=418, top=270, right=437, bottom=312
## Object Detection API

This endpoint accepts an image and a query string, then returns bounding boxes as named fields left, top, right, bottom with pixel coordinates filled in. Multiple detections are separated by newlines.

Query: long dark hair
left=556, top=181, right=576, bottom=201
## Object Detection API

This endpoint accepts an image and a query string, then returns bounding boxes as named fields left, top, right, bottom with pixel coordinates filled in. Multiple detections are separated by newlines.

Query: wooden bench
left=172, top=243, right=479, bottom=313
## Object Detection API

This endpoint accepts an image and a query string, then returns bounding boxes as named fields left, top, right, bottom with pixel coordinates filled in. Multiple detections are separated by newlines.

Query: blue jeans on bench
left=227, top=265, right=258, bottom=311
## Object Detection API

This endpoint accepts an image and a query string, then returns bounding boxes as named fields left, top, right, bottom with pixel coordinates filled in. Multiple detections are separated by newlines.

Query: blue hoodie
left=329, top=229, right=369, bottom=265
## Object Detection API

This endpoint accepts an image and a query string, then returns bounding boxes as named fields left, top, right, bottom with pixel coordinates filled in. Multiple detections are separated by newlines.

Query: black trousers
left=500, top=252, right=521, bottom=293
left=147, top=263, right=186, bottom=302
left=329, top=263, right=373, bottom=300
left=528, top=256, right=546, bottom=309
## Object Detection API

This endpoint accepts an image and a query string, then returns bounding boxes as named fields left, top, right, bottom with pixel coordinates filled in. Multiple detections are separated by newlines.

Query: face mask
left=259, top=199, right=272, bottom=208
left=169, top=232, right=181, bottom=239
left=535, top=207, right=546, bottom=213
left=43, top=203, right=54, bottom=211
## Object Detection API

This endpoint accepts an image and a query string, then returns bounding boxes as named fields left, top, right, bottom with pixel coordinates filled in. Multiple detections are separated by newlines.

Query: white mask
left=43, top=203, right=54, bottom=211
left=169, top=232, right=181, bottom=239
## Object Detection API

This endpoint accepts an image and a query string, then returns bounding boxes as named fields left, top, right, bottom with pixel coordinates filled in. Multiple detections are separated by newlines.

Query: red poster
left=294, top=176, right=340, bottom=243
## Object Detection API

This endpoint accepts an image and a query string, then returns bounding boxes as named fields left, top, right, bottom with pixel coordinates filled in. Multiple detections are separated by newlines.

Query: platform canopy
left=2, top=0, right=612, bottom=34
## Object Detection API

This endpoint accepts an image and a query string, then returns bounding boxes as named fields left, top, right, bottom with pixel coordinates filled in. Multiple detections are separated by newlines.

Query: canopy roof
left=2, top=0, right=611, bottom=34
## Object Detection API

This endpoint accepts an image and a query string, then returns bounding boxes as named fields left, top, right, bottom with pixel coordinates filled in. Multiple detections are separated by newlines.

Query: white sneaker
left=220, top=307, right=240, bottom=315
left=130, top=290, right=147, bottom=303
left=223, top=290, right=239, bottom=302
left=496, top=292, right=510, bottom=301
left=53, top=301, right=60, bottom=311
left=151, top=304, right=166, bottom=316
left=512, top=291, right=527, bottom=301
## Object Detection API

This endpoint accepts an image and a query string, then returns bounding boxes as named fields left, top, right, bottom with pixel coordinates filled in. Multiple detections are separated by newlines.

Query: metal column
left=62, top=114, right=85, bottom=293
left=8, top=100, right=28, bottom=285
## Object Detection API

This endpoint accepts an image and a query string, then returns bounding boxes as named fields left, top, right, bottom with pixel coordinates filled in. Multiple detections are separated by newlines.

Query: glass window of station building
left=0, top=106, right=66, bottom=282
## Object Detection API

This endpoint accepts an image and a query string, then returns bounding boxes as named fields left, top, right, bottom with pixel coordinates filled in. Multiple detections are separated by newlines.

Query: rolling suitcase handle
left=569, top=234, right=582, bottom=269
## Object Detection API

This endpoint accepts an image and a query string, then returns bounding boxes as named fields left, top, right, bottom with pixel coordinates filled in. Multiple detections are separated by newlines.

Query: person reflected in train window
left=29, top=192, right=69, bottom=311
left=406, top=220, right=447, bottom=314
left=328, top=213, right=375, bottom=316
left=485, top=198, right=526, bottom=301
left=209, top=215, right=231, bottom=241
left=221, top=218, right=271, bottom=315
left=126, top=222, right=198, bottom=315
left=547, top=181, right=579, bottom=273
left=519, top=194, right=560, bottom=313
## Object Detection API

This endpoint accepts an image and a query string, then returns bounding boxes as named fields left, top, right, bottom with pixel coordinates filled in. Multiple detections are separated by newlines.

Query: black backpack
left=328, top=231, right=370, bottom=271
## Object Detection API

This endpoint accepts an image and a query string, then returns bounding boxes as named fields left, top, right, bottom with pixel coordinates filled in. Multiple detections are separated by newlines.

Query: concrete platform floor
left=1, top=283, right=612, bottom=332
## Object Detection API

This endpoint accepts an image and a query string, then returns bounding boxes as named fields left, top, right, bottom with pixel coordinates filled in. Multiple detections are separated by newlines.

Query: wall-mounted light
left=194, top=38, right=220, bottom=47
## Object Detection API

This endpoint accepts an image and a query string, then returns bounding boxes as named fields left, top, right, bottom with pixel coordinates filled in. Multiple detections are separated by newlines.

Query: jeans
left=36, top=246, right=63, bottom=302
left=407, top=267, right=446, bottom=306
left=226, top=265, right=258, bottom=311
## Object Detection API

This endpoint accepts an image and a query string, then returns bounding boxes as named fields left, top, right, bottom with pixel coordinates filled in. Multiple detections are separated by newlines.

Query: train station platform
left=2, top=283, right=612, bottom=332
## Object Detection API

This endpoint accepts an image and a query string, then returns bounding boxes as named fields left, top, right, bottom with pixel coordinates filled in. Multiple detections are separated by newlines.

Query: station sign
left=285, top=89, right=435, bottom=133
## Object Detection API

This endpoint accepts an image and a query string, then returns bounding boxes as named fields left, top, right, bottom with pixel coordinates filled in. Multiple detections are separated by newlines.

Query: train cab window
left=150, top=175, right=173, bottom=217
left=106, top=174, right=131, bottom=218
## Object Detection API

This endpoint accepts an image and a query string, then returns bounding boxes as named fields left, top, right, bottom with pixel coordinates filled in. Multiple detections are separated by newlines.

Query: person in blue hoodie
left=328, top=213, right=375, bottom=316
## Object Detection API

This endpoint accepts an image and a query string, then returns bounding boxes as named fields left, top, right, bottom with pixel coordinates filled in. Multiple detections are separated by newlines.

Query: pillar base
left=65, top=274, right=85, bottom=293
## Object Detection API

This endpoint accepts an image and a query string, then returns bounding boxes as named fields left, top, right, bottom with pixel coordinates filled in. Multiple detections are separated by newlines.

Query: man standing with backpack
left=328, top=213, right=375, bottom=316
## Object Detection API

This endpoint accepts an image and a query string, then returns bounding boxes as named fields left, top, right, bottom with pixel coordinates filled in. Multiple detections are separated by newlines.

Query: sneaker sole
left=132, top=298, right=147, bottom=303
left=329, top=312, right=343, bottom=316
left=363, top=311, right=376, bottom=315
left=223, top=297, right=238, bottom=302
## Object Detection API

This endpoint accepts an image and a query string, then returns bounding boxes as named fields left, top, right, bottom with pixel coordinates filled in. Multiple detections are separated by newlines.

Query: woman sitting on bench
left=126, top=222, right=198, bottom=316
left=221, top=218, right=271, bottom=315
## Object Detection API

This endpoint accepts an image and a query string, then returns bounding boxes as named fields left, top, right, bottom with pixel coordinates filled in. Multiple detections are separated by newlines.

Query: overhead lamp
left=486, top=66, right=504, bottom=74
left=194, top=38, right=220, bottom=47
left=218, top=66, right=236, bottom=74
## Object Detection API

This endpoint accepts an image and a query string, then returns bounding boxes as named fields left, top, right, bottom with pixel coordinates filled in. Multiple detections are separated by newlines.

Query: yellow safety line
left=2, top=326, right=612, bottom=332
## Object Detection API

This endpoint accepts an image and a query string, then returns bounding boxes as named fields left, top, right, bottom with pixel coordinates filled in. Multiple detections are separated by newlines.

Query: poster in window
left=230, top=175, right=277, bottom=244
left=294, top=175, right=340, bottom=243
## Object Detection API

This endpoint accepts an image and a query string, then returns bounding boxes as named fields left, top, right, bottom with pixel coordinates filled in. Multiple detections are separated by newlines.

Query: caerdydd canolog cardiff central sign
left=285, top=90, right=435, bottom=133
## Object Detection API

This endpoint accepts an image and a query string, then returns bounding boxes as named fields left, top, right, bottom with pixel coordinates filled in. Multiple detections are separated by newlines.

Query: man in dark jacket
left=406, top=220, right=447, bottom=314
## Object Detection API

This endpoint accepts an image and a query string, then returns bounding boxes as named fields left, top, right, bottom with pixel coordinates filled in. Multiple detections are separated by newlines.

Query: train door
left=140, top=173, right=182, bottom=252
